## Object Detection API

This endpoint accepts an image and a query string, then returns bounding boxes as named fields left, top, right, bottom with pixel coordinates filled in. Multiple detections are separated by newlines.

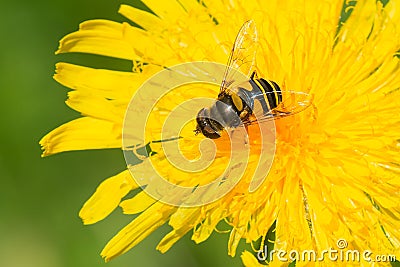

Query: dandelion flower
left=41, top=0, right=400, bottom=265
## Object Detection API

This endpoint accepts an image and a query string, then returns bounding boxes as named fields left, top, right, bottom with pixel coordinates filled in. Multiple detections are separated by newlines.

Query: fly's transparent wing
left=243, top=91, right=313, bottom=125
left=220, top=20, right=258, bottom=94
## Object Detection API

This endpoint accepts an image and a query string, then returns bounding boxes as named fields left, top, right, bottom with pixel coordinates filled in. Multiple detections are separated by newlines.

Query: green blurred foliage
left=0, top=0, right=246, bottom=266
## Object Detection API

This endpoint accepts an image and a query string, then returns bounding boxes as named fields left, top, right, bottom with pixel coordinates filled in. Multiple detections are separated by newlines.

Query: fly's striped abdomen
left=236, top=78, right=282, bottom=116
left=256, top=78, right=282, bottom=110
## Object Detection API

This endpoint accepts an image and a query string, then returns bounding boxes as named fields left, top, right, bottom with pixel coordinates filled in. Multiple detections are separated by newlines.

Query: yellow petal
left=140, top=0, right=186, bottom=20
left=118, top=4, right=162, bottom=31
left=79, top=170, right=138, bottom=224
left=157, top=206, right=202, bottom=253
left=101, top=202, right=176, bottom=261
left=56, top=19, right=137, bottom=60
left=337, top=1, right=379, bottom=45
left=119, top=191, right=157, bottom=214
left=39, top=117, right=120, bottom=156
left=177, top=0, right=204, bottom=13
left=54, top=62, right=142, bottom=100
left=192, top=204, right=226, bottom=243
left=66, top=90, right=125, bottom=123
left=157, top=229, right=191, bottom=253
left=121, top=23, right=178, bottom=66
left=228, top=228, right=244, bottom=257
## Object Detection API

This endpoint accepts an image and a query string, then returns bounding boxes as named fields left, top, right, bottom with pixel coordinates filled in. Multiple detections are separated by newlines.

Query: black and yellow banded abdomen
left=236, top=78, right=283, bottom=116
left=255, top=78, right=283, bottom=110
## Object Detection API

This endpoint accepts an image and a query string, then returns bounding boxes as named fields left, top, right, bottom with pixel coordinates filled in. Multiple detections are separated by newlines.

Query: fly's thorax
left=211, top=95, right=242, bottom=128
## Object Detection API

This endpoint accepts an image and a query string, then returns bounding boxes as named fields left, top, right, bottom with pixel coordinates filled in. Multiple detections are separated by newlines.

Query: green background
left=0, top=0, right=246, bottom=266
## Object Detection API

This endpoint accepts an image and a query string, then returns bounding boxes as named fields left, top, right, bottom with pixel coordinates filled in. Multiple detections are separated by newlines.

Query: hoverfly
left=195, top=20, right=312, bottom=139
